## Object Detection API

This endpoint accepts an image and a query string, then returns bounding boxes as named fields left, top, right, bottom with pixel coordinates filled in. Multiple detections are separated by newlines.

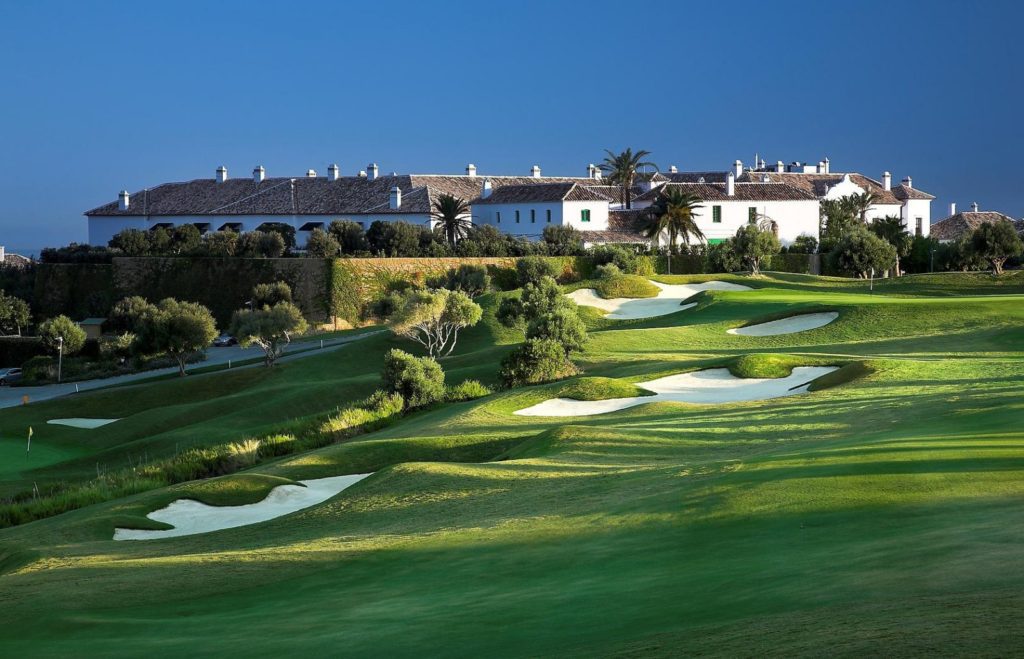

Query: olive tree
left=38, top=315, right=86, bottom=356
left=0, top=292, right=30, bottom=336
left=135, top=299, right=219, bottom=376
left=970, top=219, right=1023, bottom=275
left=252, top=281, right=293, bottom=308
left=389, top=289, right=482, bottom=358
left=733, top=224, right=781, bottom=275
left=229, top=301, right=308, bottom=367
left=831, top=227, right=897, bottom=279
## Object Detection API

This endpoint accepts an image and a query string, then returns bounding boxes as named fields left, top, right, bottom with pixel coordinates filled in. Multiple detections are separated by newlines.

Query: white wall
left=682, top=200, right=820, bottom=246
left=470, top=201, right=608, bottom=239
left=864, top=203, right=903, bottom=223
left=901, top=199, right=931, bottom=237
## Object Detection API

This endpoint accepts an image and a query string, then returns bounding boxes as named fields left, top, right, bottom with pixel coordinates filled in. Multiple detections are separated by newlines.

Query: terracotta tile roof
left=0, top=253, right=32, bottom=268
left=891, top=183, right=935, bottom=201
left=930, top=211, right=1024, bottom=241
left=744, top=172, right=909, bottom=205
left=663, top=171, right=729, bottom=184
left=86, top=174, right=596, bottom=217
left=633, top=182, right=817, bottom=203
left=473, top=182, right=612, bottom=205
left=580, top=209, right=652, bottom=244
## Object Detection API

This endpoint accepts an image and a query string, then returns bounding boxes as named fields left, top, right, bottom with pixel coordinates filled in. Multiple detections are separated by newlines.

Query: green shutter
left=713, top=206, right=721, bottom=223
left=748, top=207, right=757, bottom=223
left=581, top=209, right=590, bottom=222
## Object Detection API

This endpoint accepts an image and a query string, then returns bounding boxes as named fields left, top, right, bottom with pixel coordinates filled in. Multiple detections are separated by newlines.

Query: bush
left=500, top=338, right=579, bottom=387
left=304, top=228, right=341, bottom=258
left=594, top=274, right=659, bottom=299
left=252, top=281, right=293, bottom=308
left=733, top=225, right=781, bottom=275
left=329, top=220, right=370, bottom=255
left=526, top=307, right=588, bottom=354
left=706, top=240, right=741, bottom=273
left=516, top=256, right=560, bottom=286
left=108, top=295, right=153, bottom=333
left=38, top=315, right=87, bottom=355
left=789, top=234, right=819, bottom=254
left=497, top=276, right=572, bottom=329
left=225, top=439, right=262, bottom=471
left=21, top=355, right=55, bottom=382
left=542, top=225, right=584, bottom=256
left=381, top=349, right=445, bottom=409
left=321, top=390, right=405, bottom=435
left=446, top=379, right=493, bottom=402
left=430, top=263, right=491, bottom=297
left=830, top=227, right=897, bottom=278
left=594, top=263, right=622, bottom=279
left=589, top=244, right=651, bottom=275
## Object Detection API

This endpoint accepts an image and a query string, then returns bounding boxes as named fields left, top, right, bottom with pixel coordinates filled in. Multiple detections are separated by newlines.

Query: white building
left=471, top=182, right=612, bottom=238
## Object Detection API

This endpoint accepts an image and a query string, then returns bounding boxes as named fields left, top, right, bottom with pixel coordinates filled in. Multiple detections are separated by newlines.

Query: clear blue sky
left=1, top=0, right=1021, bottom=253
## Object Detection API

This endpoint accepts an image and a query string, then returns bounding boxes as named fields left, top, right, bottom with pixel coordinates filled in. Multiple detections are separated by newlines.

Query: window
left=515, top=210, right=520, bottom=223
left=531, top=209, right=536, bottom=223
left=581, top=209, right=591, bottom=223
left=748, top=207, right=757, bottom=224
left=713, top=206, right=722, bottom=223
left=915, top=217, right=923, bottom=236
left=496, top=211, right=501, bottom=224
left=546, top=209, right=552, bottom=223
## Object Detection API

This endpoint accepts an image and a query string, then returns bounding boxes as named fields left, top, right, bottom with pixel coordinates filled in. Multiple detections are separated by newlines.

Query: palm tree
left=849, top=191, right=877, bottom=222
left=644, top=188, right=705, bottom=274
left=599, top=148, right=657, bottom=210
left=431, top=193, right=472, bottom=248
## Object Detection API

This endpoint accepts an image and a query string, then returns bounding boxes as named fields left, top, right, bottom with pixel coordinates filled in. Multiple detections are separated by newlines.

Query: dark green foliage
left=366, top=221, right=427, bottom=257
left=789, top=234, right=819, bottom=254
left=431, top=193, right=473, bottom=248
left=304, top=229, right=341, bottom=258
left=526, top=307, right=588, bottom=355
left=134, top=298, right=218, bottom=376
left=252, top=281, right=293, bottom=308
left=970, top=219, right=1023, bottom=275
left=38, top=314, right=87, bottom=355
left=870, top=216, right=913, bottom=276
left=542, top=225, right=584, bottom=256
left=0, top=337, right=46, bottom=367
left=589, top=244, right=651, bottom=275
left=0, top=291, right=30, bottom=335
left=168, top=225, right=202, bottom=255
left=107, top=295, right=152, bottom=333
left=429, top=264, right=491, bottom=297
left=499, top=337, right=579, bottom=386
left=516, top=256, right=560, bottom=286
left=255, top=223, right=297, bottom=250
left=199, top=231, right=239, bottom=257
left=109, top=229, right=152, bottom=256
left=329, top=221, right=370, bottom=255
left=381, top=348, right=445, bottom=409
left=445, top=379, right=492, bottom=402
left=830, top=227, right=898, bottom=278
left=733, top=225, right=781, bottom=275
left=39, top=243, right=117, bottom=264
left=706, top=240, right=742, bottom=273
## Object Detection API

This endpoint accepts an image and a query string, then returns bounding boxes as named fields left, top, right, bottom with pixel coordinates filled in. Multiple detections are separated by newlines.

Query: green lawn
left=1, top=272, right=1024, bottom=655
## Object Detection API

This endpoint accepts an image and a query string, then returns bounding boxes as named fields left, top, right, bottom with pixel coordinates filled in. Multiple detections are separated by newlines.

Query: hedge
left=0, top=336, right=47, bottom=368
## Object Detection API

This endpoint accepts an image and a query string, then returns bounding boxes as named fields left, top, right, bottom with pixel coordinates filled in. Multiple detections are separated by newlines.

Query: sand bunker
left=113, top=473, right=370, bottom=541
left=567, top=280, right=751, bottom=320
left=728, top=312, right=839, bottom=336
left=514, top=366, right=838, bottom=417
left=47, top=418, right=120, bottom=429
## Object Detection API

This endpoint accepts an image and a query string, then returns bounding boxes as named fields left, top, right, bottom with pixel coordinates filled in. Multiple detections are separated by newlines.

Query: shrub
left=370, top=291, right=405, bottom=320
left=542, top=225, right=583, bottom=256
left=789, top=234, right=819, bottom=254
left=38, top=315, right=87, bottom=355
left=108, top=295, right=154, bottom=333
left=830, top=227, right=897, bottom=278
left=526, top=307, right=588, bottom=355
left=252, top=281, right=293, bottom=308
left=230, top=301, right=308, bottom=366
left=320, top=390, right=405, bottom=435
left=388, top=289, right=482, bottom=358
left=329, top=220, right=370, bottom=255
left=430, top=264, right=491, bottom=297
left=382, top=348, right=445, bottom=409
left=589, top=244, right=650, bottom=275
left=497, top=276, right=572, bottom=329
left=594, top=274, right=659, bottom=299
left=500, top=338, right=579, bottom=387
left=516, top=256, right=560, bottom=286
left=733, top=224, right=781, bottom=275
left=109, top=228, right=152, bottom=256
left=225, top=439, right=262, bottom=471
left=706, top=240, right=741, bottom=273
left=21, top=355, right=55, bottom=382
left=595, top=263, right=622, bottom=279
left=446, top=379, right=493, bottom=402
left=304, top=228, right=341, bottom=258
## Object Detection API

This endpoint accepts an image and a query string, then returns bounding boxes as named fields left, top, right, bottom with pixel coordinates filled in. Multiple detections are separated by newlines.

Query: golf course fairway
left=1, top=271, right=1024, bottom=656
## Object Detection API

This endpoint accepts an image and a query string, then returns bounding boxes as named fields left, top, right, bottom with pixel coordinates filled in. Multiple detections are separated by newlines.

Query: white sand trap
left=514, top=366, right=838, bottom=417
left=113, top=473, right=370, bottom=541
left=728, top=312, right=839, bottom=337
left=47, top=418, right=120, bottom=429
left=567, top=280, right=752, bottom=320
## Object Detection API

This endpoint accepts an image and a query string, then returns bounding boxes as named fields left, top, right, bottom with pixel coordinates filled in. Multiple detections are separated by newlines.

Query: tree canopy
left=229, top=301, right=308, bottom=367
left=970, top=219, right=1023, bottom=275
left=388, top=288, right=482, bottom=358
left=600, top=148, right=657, bottom=209
left=733, top=225, right=781, bottom=276
left=135, top=298, right=219, bottom=375
left=38, top=315, right=86, bottom=356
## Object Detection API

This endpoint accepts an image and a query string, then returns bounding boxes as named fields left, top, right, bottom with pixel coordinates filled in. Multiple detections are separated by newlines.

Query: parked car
left=0, top=367, right=23, bottom=386
left=212, top=334, right=238, bottom=347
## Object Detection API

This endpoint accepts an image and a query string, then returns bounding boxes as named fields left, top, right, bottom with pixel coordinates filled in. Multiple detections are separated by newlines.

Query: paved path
left=0, top=331, right=383, bottom=410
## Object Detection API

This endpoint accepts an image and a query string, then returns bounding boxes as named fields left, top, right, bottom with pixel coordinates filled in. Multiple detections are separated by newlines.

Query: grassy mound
left=727, top=353, right=812, bottom=378
left=594, top=274, right=660, bottom=299
left=555, top=377, right=655, bottom=401
left=807, top=360, right=875, bottom=391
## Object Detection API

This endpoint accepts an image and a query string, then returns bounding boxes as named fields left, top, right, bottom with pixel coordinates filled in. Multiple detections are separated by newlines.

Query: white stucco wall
left=680, top=199, right=820, bottom=246
left=901, top=199, right=931, bottom=237
left=470, top=201, right=608, bottom=239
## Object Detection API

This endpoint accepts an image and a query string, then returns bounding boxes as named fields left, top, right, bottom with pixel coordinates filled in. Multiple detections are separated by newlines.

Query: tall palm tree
left=431, top=193, right=472, bottom=248
left=599, top=148, right=657, bottom=210
left=849, top=191, right=877, bottom=222
left=644, top=188, right=705, bottom=273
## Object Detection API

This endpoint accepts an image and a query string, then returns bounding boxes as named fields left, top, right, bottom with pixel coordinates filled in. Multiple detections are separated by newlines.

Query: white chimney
left=776, top=160, right=784, bottom=173
left=389, top=187, right=401, bottom=210
left=817, top=161, right=825, bottom=173
left=902, top=176, right=913, bottom=189
left=587, top=164, right=596, bottom=179
left=668, top=165, right=678, bottom=174
left=118, top=190, right=130, bottom=210
left=726, top=171, right=736, bottom=196
left=367, top=163, right=378, bottom=180
left=823, top=157, right=830, bottom=174
left=306, top=169, right=317, bottom=178
left=358, top=170, right=367, bottom=178
left=972, top=202, right=980, bottom=212
left=0, top=246, right=5, bottom=263
left=531, top=165, right=541, bottom=178
left=253, top=166, right=265, bottom=182
left=882, top=171, right=892, bottom=191
left=733, top=159, right=743, bottom=178
left=949, top=202, right=956, bottom=216
left=762, top=174, right=771, bottom=183
left=466, top=163, right=477, bottom=178
left=593, top=168, right=601, bottom=180
left=481, top=178, right=493, bottom=199
left=328, top=164, right=340, bottom=181
left=216, top=166, right=228, bottom=183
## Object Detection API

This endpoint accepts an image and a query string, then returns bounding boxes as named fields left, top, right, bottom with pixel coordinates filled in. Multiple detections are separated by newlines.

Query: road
left=0, top=331, right=383, bottom=410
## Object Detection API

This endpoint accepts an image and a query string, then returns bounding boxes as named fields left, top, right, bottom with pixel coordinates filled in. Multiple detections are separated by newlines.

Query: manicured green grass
left=594, top=273, right=661, bottom=299
left=2, top=272, right=1024, bottom=655
left=553, top=376, right=655, bottom=400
